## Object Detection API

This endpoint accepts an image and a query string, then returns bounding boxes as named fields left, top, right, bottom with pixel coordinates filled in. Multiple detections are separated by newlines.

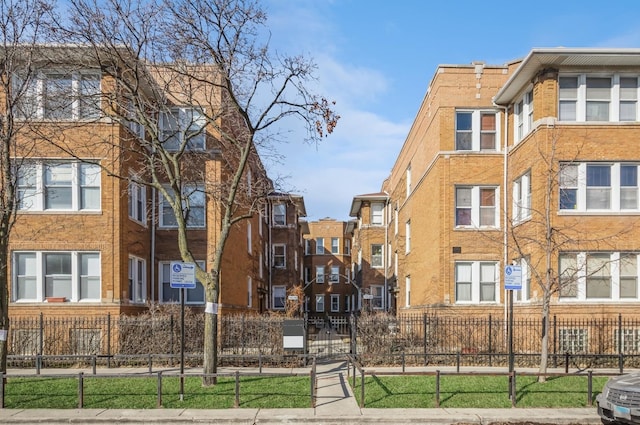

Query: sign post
left=170, top=262, right=196, bottom=401
left=504, top=265, right=522, bottom=400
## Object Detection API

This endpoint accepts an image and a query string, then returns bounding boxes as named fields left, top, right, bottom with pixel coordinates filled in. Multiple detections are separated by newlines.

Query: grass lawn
left=3, top=375, right=312, bottom=409
left=353, top=374, right=610, bottom=408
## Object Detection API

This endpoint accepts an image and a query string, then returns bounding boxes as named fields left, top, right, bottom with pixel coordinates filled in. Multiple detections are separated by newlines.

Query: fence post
left=107, top=313, right=111, bottom=369
left=488, top=314, right=492, bottom=367
left=423, top=313, right=428, bottom=365
left=39, top=312, right=43, bottom=357
left=157, top=371, right=162, bottom=408
left=618, top=314, right=624, bottom=373
left=456, top=351, right=460, bottom=373
left=36, top=354, right=41, bottom=375
left=588, top=370, right=593, bottom=407
left=310, top=360, right=316, bottom=408
left=402, top=351, right=405, bottom=373
left=234, top=370, right=240, bottom=408
left=92, top=355, right=96, bottom=375
left=565, top=352, right=569, bottom=373
left=553, top=315, right=558, bottom=368
left=78, top=372, right=84, bottom=409
left=435, top=370, right=440, bottom=408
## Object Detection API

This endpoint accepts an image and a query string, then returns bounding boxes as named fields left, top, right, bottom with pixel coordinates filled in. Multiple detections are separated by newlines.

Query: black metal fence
left=8, top=312, right=640, bottom=369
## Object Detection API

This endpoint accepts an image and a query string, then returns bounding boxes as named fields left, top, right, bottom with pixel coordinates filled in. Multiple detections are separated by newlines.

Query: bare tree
left=61, top=0, right=338, bottom=384
left=507, top=127, right=634, bottom=381
left=0, top=0, right=57, bottom=373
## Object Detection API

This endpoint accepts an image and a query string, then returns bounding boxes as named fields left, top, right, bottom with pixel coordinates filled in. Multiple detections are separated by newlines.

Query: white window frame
left=331, top=237, right=340, bottom=254
left=405, top=220, right=411, bottom=254
left=272, top=285, right=286, bottom=310
left=559, top=162, right=640, bottom=212
left=272, top=244, right=286, bottom=269
left=454, top=261, right=499, bottom=304
left=371, top=244, right=383, bottom=268
left=247, top=276, right=252, bottom=308
left=159, top=106, right=206, bottom=151
left=316, top=266, right=325, bottom=283
left=158, top=184, right=206, bottom=228
left=514, top=89, right=534, bottom=143
left=315, top=294, right=325, bottom=312
left=514, top=257, right=531, bottom=303
left=455, top=110, right=500, bottom=151
left=330, top=294, right=340, bottom=312
left=559, top=328, right=588, bottom=354
left=405, top=276, right=411, bottom=308
left=17, top=161, right=101, bottom=212
left=329, top=266, right=340, bottom=284
left=559, top=73, right=640, bottom=122
left=370, top=285, right=384, bottom=310
left=316, top=237, right=325, bottom=255
left=247, top=222, right=252, bottom=254
left=15, top=70, right=101, bottom=120
left=559, top=252, right=640, bottom=302
left=128, top=181, right=146, bottom=224
left=13, top=251, right=101, bottom=303
left=272, top=203, right=286, bottom=226
left=455, top=186, right=500, bottom=228
left=513, top=171, right=531, bottom=223
left=128, top=256, right=146, bottom=304
left=371, top=202, right=384, bottom=225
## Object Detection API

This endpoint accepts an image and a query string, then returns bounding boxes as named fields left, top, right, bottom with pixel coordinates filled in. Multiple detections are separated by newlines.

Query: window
left=405, top=276, right=411, bottom=308
left=330, top=266, right=340, bottom=283
left=159, top=107, right=206, bottom=151
left=344, top=295, right=351, bottom=312
left=560, top=162, right=640, bottom=212
left=615, top=329, right=640, bottom=353
left=17, top=161, right=100, bottom=211
left=273, top=286, right=286, bottom=310
left=559, top=74, right=640, bottom=122
left=128, top=181, right=146, bottom=224
left=371, top=202, right=384, bottom=225
left=159, top=184, right=205, bottom=228
left=315, top=266, right=325, bottom=283
left=455, top=110, right=498, bottom=151
left=405, top=220, right=411, bottom=253
left=371, top=244, right=383, bottom=268
left=316, top=238, right=325, bottom=254
left=455, top=186, right=499, bottom=227
left=331, top=237, right=339, bottom=254
left=272, top=203, right=286, bottom=225
left=513, top=171, right=531, bottom=223
left=315, top=295, right=325, bottom=312
left=514, top=257, right=531, bottom=302
left=559, top=328, right=588, bottom=354
left=560, top=252, right=640, bottom=301
left=330, top=294, right=340, bottom=312
left=15, top=70, right=101, bottom=120
left=304, top=267, right=311, bottom=284
left=159, top=261, right=205, bottom=304
left=515, top=90, right=534, bottom=142
left=13, top=251, right=101, bottom=302
left=344, top=239, right=351, bottom=255
left=247, top=222, right=252, bottom=253
left=455, top=261, right=498, bottom=304
left=272, top=244, right=286, bottom=268
left=129, top=256, right=146, bottom=303
left=305, top=240, right=312, bottom=255
left=620, top=77, right=639, bottom=121
left=370, top=285, right=384, bottom=309
left=406, top=165, right=411, bottom=197
left=247, top=277, right=252, bottom=308
left=620, top=254, right=638, bottom=299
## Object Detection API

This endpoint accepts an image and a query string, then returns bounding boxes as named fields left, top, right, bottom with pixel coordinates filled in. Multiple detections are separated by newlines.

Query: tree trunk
left=202, top=275, right=219, bottom=386
left=538, top=295, right=551, bottom=383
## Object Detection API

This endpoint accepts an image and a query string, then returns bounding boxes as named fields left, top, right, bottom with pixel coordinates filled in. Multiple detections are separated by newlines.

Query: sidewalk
left=0, top=360, right=604, bottom=424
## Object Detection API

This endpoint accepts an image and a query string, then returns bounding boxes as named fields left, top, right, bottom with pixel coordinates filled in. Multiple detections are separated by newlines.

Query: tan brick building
left=6, top=45, right=305, bottom=320
left=302, top=218, right=355, bottom=318
left=377, top=48, right=640, bottom=322
left=349, top=193, right=391, bottom=312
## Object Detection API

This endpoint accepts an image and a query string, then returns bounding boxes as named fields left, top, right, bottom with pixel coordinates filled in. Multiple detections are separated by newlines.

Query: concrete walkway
left=0, top=360, right=604, bottom=424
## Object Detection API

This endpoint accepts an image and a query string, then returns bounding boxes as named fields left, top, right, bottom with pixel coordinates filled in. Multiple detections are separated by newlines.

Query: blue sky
left=262, top=0, right=640, bottom=221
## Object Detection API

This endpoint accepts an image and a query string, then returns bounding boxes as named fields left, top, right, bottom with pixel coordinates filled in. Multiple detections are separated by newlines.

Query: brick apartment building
left=349, top=193, right=391, bottom=313
left=302, top=218, right=356, bottom=318
left=372, top=47, right=640, bottom=321
left=6, top=45, right=306, bottom=320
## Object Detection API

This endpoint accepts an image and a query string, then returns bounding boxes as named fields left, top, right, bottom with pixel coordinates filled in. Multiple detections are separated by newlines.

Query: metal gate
left=306, top=315, right=355, bottom=359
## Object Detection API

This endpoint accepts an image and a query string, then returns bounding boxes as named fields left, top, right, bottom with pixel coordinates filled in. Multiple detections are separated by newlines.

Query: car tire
left=601, top=419, right=620, bottom=425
